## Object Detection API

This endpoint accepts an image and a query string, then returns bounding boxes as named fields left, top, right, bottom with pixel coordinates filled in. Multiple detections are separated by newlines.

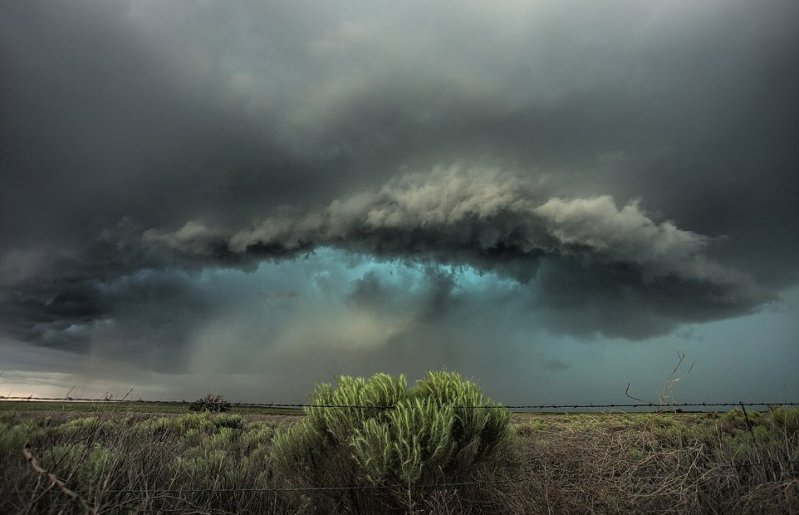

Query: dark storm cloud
left=531, top=258, right=762, bottom=340
left=0, top=0, right=343, bottom=252
left=0, top=214, right=217, bottom=367
left=1, top=0, right=797, bottom=356
left=347, top=265, right=464, bottom=327
left=143, top=168, right=768, bottom=338
left=0, top=240, right=209, bottom=369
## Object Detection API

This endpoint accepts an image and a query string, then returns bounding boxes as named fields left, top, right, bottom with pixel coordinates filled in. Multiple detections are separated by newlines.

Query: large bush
left=189, top=394, right=231, bottom=412
left=271, top=371, right=511, bottom=512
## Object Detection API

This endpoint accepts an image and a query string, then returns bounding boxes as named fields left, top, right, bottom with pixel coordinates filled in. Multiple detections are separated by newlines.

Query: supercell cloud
left=0, top=0, right=797, bottom=401
left=144, top=167, right=766, bottom=334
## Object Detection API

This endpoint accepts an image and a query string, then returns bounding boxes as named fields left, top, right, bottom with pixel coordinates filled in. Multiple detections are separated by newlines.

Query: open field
left=1, top=401, right=797, bottom=514
left=0, top=400, right=304, bottom=417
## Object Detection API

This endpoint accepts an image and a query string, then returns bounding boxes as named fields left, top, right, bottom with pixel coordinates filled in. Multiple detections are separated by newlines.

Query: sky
left=1, top=0, right=797, bottom=404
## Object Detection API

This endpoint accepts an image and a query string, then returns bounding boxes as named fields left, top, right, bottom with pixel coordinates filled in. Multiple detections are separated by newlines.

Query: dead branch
left=22, top=443, right=96, bottom=515
left=625, top=383, right=648, bottom=404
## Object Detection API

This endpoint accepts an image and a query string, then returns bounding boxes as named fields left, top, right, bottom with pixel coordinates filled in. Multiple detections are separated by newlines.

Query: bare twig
left=625, top=383, right=648, bottom=404
left=22, top=444, right=97, bottom=515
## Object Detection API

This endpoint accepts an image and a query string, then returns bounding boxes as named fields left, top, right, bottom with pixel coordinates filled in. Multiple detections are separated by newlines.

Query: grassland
left=1, top=402, right=797, bottom=514
left=0, top=400, right=304, bottom=416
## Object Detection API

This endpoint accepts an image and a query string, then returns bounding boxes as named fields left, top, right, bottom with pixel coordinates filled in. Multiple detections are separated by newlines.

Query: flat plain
left=1, top=401, right=797, bottom=514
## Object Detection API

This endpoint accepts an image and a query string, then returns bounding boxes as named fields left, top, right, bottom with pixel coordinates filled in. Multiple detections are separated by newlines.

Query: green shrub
left=770, top=405, right=799, bottom=435
left=272, top=370, right=511, bottom=512
left=0, top=421, right=30, bottom=460
left=213, top=414, right=245, bottom=430
left=189, top=394, right=231, bottom=412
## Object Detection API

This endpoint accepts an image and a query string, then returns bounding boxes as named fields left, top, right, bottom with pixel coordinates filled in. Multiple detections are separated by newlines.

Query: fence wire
left=88, top=479, right=514, bottom=494
left=1, top=394, right=797, bottom=410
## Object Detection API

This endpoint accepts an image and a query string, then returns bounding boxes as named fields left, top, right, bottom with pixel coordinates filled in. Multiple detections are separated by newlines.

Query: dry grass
left=1, top=406, right=797, bottom=514
left=493, top=411, right=799, bottom=514
left=497, top=418, right=706, bottom=513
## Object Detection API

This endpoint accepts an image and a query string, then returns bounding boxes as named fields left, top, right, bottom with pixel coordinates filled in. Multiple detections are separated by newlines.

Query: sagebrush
left=271, top=370, right=512, bottom=512
left=1, top=389, right=797, bottom=514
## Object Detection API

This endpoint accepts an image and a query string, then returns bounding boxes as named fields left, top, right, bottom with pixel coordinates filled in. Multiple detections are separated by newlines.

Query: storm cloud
left=143, top=167, right=767, bottom=336
left=1, top=0, right=797, bottom=401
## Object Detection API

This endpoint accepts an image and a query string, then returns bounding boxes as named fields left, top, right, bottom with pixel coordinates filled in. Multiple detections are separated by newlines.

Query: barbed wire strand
left=1, top=395, right=797, bottom=410
left=92, top=479, right=516, bottom=494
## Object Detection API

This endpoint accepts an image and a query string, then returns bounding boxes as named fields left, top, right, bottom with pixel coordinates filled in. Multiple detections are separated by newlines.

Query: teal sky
left=3, top=250, right=796, bottom=404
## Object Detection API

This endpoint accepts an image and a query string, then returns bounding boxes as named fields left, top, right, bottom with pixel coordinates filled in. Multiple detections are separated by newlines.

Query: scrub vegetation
left=1, top=373, right=797, bottom=514
left=272, top=371, right=511, bottom=512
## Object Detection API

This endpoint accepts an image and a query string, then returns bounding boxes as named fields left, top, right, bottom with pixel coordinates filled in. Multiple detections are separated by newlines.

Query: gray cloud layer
left=1, top=1, right=797, bottom=374
left=144, top=168, right=766, bottom=334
